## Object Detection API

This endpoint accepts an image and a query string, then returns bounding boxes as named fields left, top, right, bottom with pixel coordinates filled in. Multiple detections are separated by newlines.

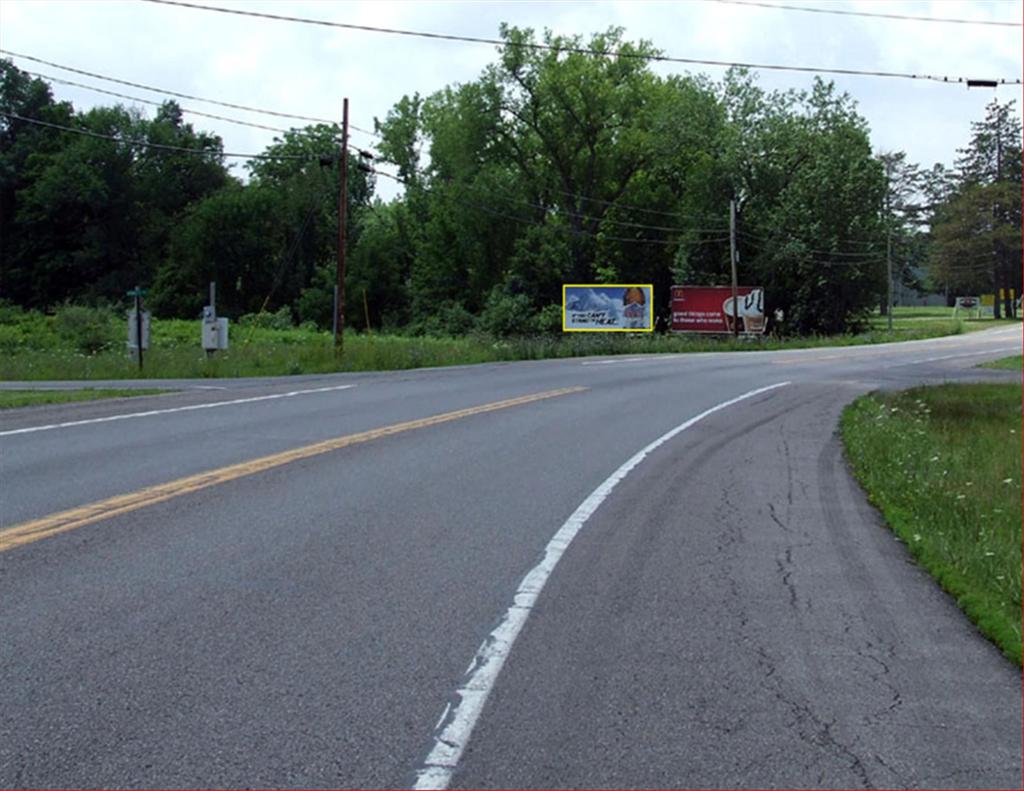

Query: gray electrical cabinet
left=202, top=306, right=229, bottom=351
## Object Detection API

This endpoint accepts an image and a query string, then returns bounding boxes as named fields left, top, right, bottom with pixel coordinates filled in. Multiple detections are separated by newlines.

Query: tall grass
left=841, top=384, right=1023, bottom=664
left=0, top=304, right=1016, bottom=381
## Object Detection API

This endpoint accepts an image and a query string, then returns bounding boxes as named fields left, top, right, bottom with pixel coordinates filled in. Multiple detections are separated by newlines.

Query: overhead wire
left=23, top=70, right=294, bottom=134
left=0, top=111, right=325, bottom=160
left=0, top=49, right=381, bottom=138
left=372, top=168, right=731, bottom=248
left=710, top=0, right=1022, bottom=28
left=140, top=0, right=1021, bottom=85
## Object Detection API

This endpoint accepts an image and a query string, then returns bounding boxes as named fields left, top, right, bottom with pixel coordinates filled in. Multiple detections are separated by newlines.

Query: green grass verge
left=841, top=384, right=1022, bottom=665
left=978, top=355, right=1023, bottom=371
left=0, top=388, right=167, bottom=409
left=0, top=308, right=1019, bottom=381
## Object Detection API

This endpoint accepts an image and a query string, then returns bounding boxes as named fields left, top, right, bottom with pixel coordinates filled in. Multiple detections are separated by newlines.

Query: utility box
left=127, top=310, right=151, bottom=352
left=202, top=315, right=229, bottom=351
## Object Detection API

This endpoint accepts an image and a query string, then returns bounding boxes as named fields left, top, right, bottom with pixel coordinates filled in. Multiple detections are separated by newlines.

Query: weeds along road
left=1, top=325, right=1021, bottom=789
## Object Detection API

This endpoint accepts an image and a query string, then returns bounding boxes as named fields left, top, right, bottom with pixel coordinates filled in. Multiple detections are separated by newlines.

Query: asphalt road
left=1, top=326, right=1020, bottom=789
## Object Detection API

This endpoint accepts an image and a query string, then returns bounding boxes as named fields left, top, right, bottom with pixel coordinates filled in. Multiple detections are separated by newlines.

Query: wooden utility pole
left=336, top=97, right=349, bottom=353
left=885, top=187, right=893, bottom=333
left=729, top=198, right=739, bottom=339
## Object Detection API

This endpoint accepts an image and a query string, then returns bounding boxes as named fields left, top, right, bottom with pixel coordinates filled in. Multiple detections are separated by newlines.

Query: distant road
left=1, top=326, right=1020, bottom=789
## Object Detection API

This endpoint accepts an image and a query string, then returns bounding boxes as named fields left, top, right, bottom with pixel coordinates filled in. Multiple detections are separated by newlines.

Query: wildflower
left=1003, top=478, right=1013, bottom=484
left=956, top=494, right=966, bottom=500
left=912, top=533, right=922, bottom=542
left=929, top=456, right=940, bottom=462
left=966, top=481, right=973, bottom=486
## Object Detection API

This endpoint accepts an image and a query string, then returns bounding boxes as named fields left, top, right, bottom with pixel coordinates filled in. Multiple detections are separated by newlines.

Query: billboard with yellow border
left=562, top=284, right=654, bottom=332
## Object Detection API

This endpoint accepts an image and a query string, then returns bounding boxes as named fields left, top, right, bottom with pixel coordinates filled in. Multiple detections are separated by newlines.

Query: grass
left=0, top=388, right=167, bottom=409
left=0, top=307, right=1019, bottom=381
left=841, top=383, right=1023, bottom=665
left=978, top=355, right=1023, bottom=371
left=868, top=305, right=1018, bottom=336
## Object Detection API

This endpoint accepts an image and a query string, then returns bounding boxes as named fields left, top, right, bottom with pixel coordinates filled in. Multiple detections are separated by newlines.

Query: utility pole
left=886, top=224, right=893, bottom=333
left=335, top=97, right=349, bottom=354
left=884, top=181, right=893, bottom=333
left=994, top=101, right=1012, bottom=319
left=729, top=198, right=739, bottom=339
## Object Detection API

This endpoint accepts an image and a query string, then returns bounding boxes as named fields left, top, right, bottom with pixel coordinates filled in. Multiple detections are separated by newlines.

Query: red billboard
left=671, top=286, right=766, bottom=334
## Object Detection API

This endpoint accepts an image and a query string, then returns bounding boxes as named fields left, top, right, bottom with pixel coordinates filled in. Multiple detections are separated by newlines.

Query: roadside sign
left=562, top=284, right=653, bottom=332
left=671, top=285, right=766, bottom=334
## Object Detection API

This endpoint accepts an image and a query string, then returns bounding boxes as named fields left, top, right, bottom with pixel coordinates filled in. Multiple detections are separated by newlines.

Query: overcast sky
left=1, top=0, right=1020, bottom=201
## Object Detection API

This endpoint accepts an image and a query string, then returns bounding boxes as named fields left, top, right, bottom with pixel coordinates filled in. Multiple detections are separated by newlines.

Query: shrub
left=238, top=306, right=295, bottom=331
left=54, top=304, right=119, bottom=355
left=412, top=301, right=478, bottom=337
left=532, top=304, right=563, bottom=334
left=478, top=289, right=535, bottom=337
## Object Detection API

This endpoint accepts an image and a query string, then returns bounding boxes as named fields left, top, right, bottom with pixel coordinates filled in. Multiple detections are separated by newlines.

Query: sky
left=1, top=0, right=1021, bottom=202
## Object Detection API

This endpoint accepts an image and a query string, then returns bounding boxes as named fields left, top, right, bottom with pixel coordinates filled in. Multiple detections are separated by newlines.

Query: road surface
left=1, top=326, right=1020, bottom=789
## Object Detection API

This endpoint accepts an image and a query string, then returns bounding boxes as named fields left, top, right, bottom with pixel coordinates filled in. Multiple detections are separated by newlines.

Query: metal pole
left=336, top=97, right=349, bottom=354
left=729, top=199, right=739, bottom=339
left=209, top=281, right=216, bottom=316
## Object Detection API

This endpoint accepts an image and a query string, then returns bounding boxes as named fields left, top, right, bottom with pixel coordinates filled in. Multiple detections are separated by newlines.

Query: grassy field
left=0, top=305, right=1018, bottom=381
left=0, top=388, right=167, bottom=409
left=868, top=305, right=1017, bottom=336
left=979, top=355, right=1023, bottom=371
left=841, top=383, right=1023, bottom=665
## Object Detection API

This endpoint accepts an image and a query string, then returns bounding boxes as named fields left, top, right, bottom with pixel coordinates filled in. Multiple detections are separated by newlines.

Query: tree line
left=1, top=28, right=1020, bottom=335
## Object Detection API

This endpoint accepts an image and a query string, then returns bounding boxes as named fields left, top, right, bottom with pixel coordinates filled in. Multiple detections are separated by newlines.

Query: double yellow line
left=0, top=386, right=586, bottom=553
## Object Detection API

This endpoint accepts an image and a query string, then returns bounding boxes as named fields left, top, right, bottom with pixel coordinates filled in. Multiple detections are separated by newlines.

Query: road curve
left=1, top=326, right=1020, bottom=789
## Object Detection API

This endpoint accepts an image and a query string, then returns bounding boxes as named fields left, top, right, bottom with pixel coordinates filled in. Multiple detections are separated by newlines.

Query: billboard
left=671, top=285, right=766, bottom=334
left=562, top=284, right=654, bottom=332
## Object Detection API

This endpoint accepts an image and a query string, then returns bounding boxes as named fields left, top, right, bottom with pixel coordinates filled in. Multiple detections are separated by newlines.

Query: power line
left=738, top=228, right=884, bottom=254
left=370, top=151, right=733, bottom=228
left=372, top=168, right=732, bottom=248
left=0, top=111, right=323, bottom=160
left=24, top=70, right=294, bottom=134
left=0, top=50, right=380, bottom=138
left=140, top=0, right=1021, bottom=85
left=711, top=0, right=1022, bottom=28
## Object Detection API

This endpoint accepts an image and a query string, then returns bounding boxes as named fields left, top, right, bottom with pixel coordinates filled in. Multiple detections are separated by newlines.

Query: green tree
left=952, top=100, right=1022, bottom=316
left=724, top=76, right=887, bottom=334
left=929, top=181, right=1021, bottom=301
left=151, top=182, right=286, bottom=318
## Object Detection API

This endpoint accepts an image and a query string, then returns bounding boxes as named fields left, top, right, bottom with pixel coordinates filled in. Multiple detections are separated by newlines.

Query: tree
left=927, top=100, right=1024, bottom=317
left=722, top=76, right=887, bottom=334
left=877, top=150, right=925, bottom=313
left=151, top=182, right=286, bottom=318
left=929, top=181, right=1021, bottom=302
left=488, top=25, right=663, bottom=284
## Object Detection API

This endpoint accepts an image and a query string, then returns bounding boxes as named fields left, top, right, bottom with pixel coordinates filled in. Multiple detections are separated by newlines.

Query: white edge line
left=0, top=384, right=356, bottom=437
left=898, top=346, right=1020, bottom=366
left=412, top=380, right=792, bottom=790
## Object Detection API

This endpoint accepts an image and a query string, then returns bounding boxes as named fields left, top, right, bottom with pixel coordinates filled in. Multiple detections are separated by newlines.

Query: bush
left=54, top=304, right=119, bottom=355
left=411, top=301, right=478, bottom=337
left=238, top=306, right=294, bottom=330
left=532, top=304, right=563, bottom=334
left=478, top=289, right=535, bottom=337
